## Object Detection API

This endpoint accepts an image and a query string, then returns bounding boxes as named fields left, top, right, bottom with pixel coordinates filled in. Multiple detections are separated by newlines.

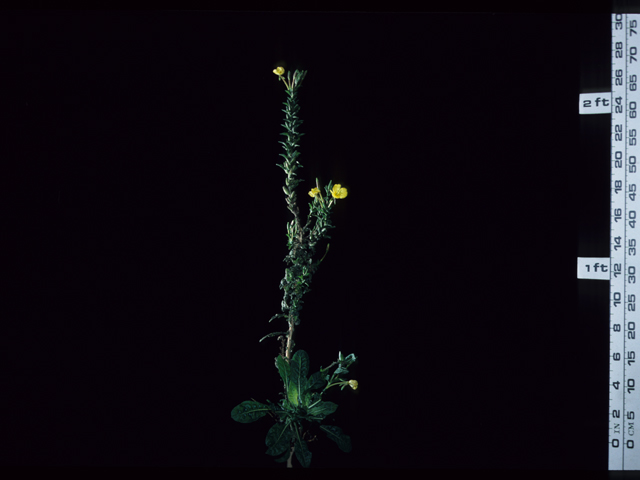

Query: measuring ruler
left=578, top=13, right=640, bottom=470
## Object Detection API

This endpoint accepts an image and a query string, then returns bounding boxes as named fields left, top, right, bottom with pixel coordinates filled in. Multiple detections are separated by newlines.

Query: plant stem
left=285, top=321, right=295, bottom=360
left=287, top=445, right=295, bottom=468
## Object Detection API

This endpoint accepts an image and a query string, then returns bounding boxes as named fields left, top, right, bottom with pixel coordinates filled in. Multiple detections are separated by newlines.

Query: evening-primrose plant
left=230, top=67, right=357, bottom=468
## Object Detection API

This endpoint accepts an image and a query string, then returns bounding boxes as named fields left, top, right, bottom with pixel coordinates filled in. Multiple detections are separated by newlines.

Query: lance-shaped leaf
left=294, top=437, right=312, bottom=468
left=287, top=381, right=299, bottom=406
left=343, top=353, right=357, bottom=365
left=334, top=366, right=349, bottom=376
left=306, top=371, right=327, bottom=392
left=231, top=400, right=270, bottom=423
left=275, top=355, right=291, bottom=387
left=307, top=401, right=338, bottom=418
left=265, top=422, right=293, bottom=457
left=302, top=391, right=315, bottom=409
left=260, top=331, right=288, bottom=343
left=290, top=350, right=309, bottom=405
left=291, top=350, right=309, bottom=379
left=320, top=425, right=352, bottom=453
left=274, top=451, right=289, bottom=463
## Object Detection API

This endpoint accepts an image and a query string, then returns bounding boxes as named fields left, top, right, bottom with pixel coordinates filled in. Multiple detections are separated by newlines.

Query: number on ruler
left=615, top=262, right=623, bottom=277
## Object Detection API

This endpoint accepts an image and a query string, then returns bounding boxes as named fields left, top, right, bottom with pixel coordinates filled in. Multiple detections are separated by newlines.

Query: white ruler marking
left=577, top=257, right=611, bottom=279
left=610, top=13, right=640, bottom=471
left=579, top=92, right=613, bottom=114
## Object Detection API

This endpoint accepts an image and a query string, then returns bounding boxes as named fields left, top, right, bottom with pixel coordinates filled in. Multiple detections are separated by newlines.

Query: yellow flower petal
left=273, top=66, right=285, bottom=76
left=309, top=187, right=321, bottom=198
left=349, top=380, right=358, bottom=390
left=331, top=184, right=348, bottom=199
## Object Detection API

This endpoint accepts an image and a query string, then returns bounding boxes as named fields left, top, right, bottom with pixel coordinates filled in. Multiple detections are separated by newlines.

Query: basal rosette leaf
left=306, top=371, right=327, bottom=392
left=319, top=425, right=352, bottom=453
left=274, top=451, right=289, bottom=463
left=288, top=382, right=299, bottom=406
left=265, top=422, right=293, bottom=457
left=290, top=350, right=309, bottom=406
left=276, top=355, right=291, bottom=387
left=291, top=350, right=309, bottom=380
left=231, top=400, right=270, bottom=423
left=307, top=401, right=338, bottom=418
left=294, top=438, right=312, bottom=468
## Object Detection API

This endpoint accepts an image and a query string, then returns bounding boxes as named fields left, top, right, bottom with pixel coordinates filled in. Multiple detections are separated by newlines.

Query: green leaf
left=259, top=331, right=288, bottom=343
left=308, top=401, right=338, bottom=418
left=274, top=451, right=289, bottom=463
left=265, top=422, right=293, bottom=457
left=287, top=382, right=299, bottom=406
left=290, top=350, right=309, bottom=406
left=294, top=438, right=312, bottom=468
left=334, top=366, right=349, bottom=376
left=276, top=355, right=291, bottom=387
left=291, top=350, right=309, bottom=383
left=302, top=391, right=314, bottom=409
left=269, top=313, right=287, bottom=323
left=344, top=353, right=357, bottom=365
left=230, top=400, right=270, bottom=423
left=307, top=371, right=327, bottom=391
left=320, top=425, right=352, bottom=453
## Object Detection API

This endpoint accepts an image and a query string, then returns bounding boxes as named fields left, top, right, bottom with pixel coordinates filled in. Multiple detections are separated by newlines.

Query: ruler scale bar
left=628, top=12, right=640, bottom=471
left=610, top=11, right=627, bottom=470
left=578, top=14, right=640, bottom=471
left=610, top=13, right=640, bottom=471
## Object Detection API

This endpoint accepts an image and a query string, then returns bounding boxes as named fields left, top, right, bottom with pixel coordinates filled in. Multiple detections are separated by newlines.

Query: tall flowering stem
left=231, top=68, right=356, bottom=469
left=263, top=68, right=346, bottom=363
left=275, top=68, right=308, bottom=362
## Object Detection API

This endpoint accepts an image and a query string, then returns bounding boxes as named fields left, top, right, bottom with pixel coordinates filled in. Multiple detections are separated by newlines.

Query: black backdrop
left=0, top=11, right=612, bottom=470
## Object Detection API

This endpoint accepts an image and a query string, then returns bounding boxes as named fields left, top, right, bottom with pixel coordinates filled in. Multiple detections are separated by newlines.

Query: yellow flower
left=309, top=187, right=321, bottom=198
left=349, top=380, right=358, bottom=390
left=331, top=184, right=348, bottom=199
left=273, top=66, right=285, bottom=76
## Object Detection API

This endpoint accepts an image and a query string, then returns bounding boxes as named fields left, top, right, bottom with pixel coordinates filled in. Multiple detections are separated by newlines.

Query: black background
left=0, top=10, right=614, bottom=469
